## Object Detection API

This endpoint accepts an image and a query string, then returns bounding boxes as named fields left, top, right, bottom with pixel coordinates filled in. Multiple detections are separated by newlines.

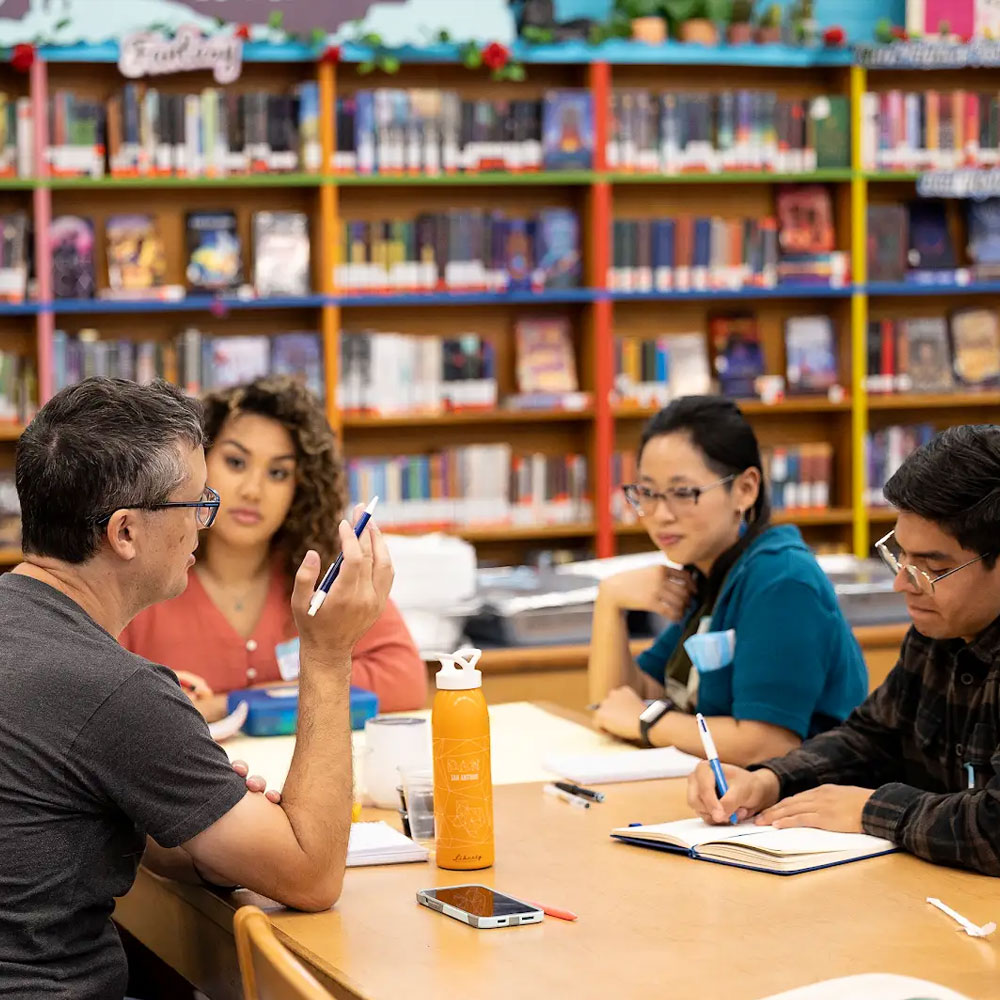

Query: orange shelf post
left=589, top=61, right=613, bottom=559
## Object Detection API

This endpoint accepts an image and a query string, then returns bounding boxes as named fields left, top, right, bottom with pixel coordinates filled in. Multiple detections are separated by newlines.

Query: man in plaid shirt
left=688, top=424, right=1000, bottom=875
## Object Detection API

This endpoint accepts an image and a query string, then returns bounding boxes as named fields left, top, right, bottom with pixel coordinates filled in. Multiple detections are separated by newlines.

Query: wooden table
left=115, top=726, right=999, bottom=1000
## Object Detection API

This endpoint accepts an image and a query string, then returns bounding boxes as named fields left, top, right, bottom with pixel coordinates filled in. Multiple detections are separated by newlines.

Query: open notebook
left=347, top=822, right=429, bottom=868
left=544, top=746, right=701, bottom=785
left=611, top=818, right=896, bottom=875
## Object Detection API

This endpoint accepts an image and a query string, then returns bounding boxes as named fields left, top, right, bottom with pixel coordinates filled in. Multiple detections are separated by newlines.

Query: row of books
left=339, top=318, right=584, bottom=415
left=861, top=90, right=1000, bottom=172
left=611, top=441, right=833, bottom=520
left=0, top=472, right=18, bottom=548
left=614, top=314, right=840, bottom=405
left=346, top=447, right=592, bottom=529
left=335, top=91, right=566, bottom=175
left=606, top=92, right=849, bottom=175
left=610, top=186, right=848, bottom=293
left=334, top=209, right=579, bottom=293
left=867, top=199, right=998, bottom=284
left=45, top=85, right=320, bottom=179
left=866, top=310, right=1000, bottom=393
left=51, top=329, right=323, bottom=398
left=0, top=349, right=36, bottom=424
left=866, top=424, right=936, bottom=508
left=0, top=94, right=32, bottom=178
left=51, top=210, right=310, bottom=301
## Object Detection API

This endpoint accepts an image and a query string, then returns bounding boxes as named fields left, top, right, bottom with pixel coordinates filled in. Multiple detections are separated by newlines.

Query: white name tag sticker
left=275, top=637, right=300, bottom=682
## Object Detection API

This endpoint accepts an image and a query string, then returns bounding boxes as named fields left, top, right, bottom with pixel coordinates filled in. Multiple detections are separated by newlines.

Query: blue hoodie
left=636, top=524, right=868, bottom=739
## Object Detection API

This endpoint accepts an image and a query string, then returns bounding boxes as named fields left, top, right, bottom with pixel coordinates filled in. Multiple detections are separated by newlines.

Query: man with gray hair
left=0, top=377, right=393, bottom=1000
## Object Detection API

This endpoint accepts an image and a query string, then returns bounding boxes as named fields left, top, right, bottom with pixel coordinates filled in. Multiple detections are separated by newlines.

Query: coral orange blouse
left=120, top=567, right=428, bottom=713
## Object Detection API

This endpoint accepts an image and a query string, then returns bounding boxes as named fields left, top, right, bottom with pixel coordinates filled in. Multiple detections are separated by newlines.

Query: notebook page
left=347, top=821, right=429, bottom=867
left=612, top=818, right=765, bottom=849
left=545, top=746, right=701, bottom=785
left=725, top=826, right=895, bottom=857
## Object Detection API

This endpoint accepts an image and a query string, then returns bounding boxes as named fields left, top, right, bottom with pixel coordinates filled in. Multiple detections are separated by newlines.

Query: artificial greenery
left=731, top=0, right=755, bottom=24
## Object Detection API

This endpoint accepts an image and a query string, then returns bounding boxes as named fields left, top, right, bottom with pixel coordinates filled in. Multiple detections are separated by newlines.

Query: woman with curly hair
left=120, top=375, right=426, bottom=720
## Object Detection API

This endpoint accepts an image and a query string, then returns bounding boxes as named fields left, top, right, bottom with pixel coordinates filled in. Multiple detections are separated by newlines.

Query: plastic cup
left=399, top=766, right=435, bottom=841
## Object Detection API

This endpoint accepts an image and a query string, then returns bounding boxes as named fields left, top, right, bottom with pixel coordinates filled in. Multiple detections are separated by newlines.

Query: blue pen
left=307, top=496, right=379, bottom=617
left=696, top=713, right=738, bottom=825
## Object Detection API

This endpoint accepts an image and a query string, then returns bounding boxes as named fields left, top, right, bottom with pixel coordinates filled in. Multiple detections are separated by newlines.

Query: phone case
left=416, top=887, right=544, bottom=929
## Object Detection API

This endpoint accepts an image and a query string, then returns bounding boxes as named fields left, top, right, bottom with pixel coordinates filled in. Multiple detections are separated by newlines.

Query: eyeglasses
left=623, top=475, right=736, bottom=517
left=875, top=529, right=987, bottom=596
left=96, top=486, right=221, bottom=529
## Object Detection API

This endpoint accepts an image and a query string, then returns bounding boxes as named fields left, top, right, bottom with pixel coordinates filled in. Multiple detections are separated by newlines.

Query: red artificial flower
left=481, top=41, right=510, bottom=71
left=822, top=26, right=846, bottom=47
left=10, top=43, right=34, bottom=73
left=890, top=26, right=909, bottom=41
left=320, top=45, right=341, bottom=64
left=234, top=24, right=251, bottom=41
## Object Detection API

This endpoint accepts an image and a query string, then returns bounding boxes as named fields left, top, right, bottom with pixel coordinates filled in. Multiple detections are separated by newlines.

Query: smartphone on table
left=416, top=885, right=544, bottom=929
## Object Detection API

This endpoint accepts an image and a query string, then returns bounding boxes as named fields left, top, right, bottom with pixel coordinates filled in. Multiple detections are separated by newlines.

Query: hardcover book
left=541, top=90, right=593, bottom=170
left=785, top=315, right=838, bottom=394
left=711, top=313, right=765, bottom=398
left=902, top=317, right=954, bottom=392
left=50, top=215, right=96, bottom=300
left=515, top=317, right=578, bottom=394
left=951, top=308, right=1000, bottom=386
left=185, top=211, right=243, bottom=293
left=867, top=204, right=908, bottom=282
left=907, top=201, right=957, bottom=272
left=106, top=214, right=167, bottom=292
left=253, top=210, right=310, bottom=297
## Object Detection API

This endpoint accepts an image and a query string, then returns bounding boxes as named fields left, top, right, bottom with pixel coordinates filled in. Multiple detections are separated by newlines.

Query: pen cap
left=432, top=646, right=483, bottom=690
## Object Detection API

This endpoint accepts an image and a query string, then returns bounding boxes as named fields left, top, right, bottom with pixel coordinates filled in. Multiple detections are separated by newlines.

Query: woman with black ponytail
left=589, top=396, right=867, bottom=765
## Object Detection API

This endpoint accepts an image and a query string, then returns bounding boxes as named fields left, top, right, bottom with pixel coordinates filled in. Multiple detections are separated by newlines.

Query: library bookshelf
left=0, top=42, right=998, bottom=567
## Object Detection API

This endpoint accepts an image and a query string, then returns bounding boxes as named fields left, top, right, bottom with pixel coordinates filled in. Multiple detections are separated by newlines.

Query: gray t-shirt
left=0, top=573, right=247, bottom=999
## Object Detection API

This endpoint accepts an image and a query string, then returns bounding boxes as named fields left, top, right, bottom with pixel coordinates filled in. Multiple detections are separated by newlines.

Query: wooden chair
left=233, top=905, right=332, bottom=1000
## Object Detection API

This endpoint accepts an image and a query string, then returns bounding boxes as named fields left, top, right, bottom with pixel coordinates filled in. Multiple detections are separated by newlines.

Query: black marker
left=554, top=781, right=605, bottom=803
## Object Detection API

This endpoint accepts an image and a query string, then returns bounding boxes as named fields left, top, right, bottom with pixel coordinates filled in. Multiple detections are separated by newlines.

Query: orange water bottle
left=431, top=647, right=494, bottom=871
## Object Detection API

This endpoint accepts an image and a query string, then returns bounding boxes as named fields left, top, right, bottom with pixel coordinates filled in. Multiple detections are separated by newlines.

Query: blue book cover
left=967, top=199, right=1000, bottom=277
left=184, top=211, right=242, bottom=293
left=711, top=313, right=765, bottom=398
left=533, top=209, right=581, bottom=290
left=541, top=90, right=594, bottom=170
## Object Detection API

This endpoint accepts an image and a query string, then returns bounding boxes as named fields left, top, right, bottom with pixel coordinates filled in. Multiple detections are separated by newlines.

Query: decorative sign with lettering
left=855, top=40, right=1000, bottom=69
left=118, top=25, right=243, bottom=84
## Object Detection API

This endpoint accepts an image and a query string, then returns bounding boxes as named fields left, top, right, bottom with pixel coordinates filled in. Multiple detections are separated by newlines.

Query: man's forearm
left=278, top=653, right=354, bottom=904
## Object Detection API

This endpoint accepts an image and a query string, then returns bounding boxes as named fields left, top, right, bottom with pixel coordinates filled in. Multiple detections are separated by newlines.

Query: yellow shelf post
left=318, top=60, right=341, bottom=434
left=849, top=64, right=869, bottom=558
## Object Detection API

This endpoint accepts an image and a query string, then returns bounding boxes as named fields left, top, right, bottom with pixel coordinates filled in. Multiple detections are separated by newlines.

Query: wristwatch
left=638, top=698, right=675, bottom=748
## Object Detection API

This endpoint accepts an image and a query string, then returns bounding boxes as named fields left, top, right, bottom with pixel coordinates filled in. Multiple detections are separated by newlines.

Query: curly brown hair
left=201, top=376, right=346, bottom=587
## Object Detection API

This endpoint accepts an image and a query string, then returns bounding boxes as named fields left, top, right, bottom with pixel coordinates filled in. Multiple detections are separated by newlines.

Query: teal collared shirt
left=636, top=525, right=868, bottom=739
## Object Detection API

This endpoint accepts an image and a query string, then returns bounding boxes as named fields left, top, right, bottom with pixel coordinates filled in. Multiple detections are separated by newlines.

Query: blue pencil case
left=226, top=685, right=379, bottom=737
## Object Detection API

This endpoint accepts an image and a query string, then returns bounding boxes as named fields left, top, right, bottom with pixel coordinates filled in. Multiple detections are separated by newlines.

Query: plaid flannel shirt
left=758, top=615, right=1000, bottom=876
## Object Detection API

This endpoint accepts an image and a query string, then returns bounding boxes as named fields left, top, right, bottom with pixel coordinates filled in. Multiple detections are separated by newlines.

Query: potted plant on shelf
left=727, top=0, right=755, bottom=44
left=614, top=0, right=669, bottom=44
left=665, top=0, right=729, bottom=45
left=755, top=2, right=783, bottom=43
left=788, top=0, right=820, bottom=46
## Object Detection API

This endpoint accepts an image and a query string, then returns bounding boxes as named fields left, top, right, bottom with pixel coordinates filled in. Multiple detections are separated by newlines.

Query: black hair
left=638, top=395, right=772, bottom=605
left=883, top=424, right=1000, bottom=570
left=16, top=377, right=203, bottom=563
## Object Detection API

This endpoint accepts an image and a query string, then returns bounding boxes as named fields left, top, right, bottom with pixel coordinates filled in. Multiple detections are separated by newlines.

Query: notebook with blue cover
left=611, top=818, right=896, bottom=876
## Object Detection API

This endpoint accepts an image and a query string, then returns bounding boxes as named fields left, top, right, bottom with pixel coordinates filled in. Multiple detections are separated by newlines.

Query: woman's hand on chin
left=592, top=686, right=646, bottom=742
left=598, top=565, right=695, bottom=621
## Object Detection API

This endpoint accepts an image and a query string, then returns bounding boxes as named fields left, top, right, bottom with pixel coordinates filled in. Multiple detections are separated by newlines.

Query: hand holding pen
left=291, top=498, right=393, bottom=659
left=696, top=713, right=739, bottom=825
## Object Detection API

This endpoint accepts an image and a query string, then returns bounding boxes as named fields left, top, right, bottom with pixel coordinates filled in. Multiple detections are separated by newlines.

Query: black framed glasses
left=96, top=486, right=221, bottom=529
left=623, top=475, right=736, bottom=517
left=875, top=529, right=987, bottom=596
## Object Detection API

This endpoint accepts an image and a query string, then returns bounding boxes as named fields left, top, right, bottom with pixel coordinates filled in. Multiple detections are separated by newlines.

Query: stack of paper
left=347, top=821, right=429, bottom=868
left=544, top=746, right=701, bottom=785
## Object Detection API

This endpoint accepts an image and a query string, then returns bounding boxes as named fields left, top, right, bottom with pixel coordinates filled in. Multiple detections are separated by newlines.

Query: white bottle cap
left=433, top=646, right=483, bottom=691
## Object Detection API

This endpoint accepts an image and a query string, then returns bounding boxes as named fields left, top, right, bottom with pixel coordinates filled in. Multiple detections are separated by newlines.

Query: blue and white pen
left=307, top=496, right=379, bottom=617
left=696, top=712, right=738, bottom=825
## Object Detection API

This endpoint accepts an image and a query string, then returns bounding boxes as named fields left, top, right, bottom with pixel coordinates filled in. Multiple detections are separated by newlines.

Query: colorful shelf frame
left=9, top=55, right=999, bottom=560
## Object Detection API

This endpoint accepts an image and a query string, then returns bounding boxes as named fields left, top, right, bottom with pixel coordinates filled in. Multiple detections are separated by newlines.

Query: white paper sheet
left=755, top=973, right=973, bottom=1000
